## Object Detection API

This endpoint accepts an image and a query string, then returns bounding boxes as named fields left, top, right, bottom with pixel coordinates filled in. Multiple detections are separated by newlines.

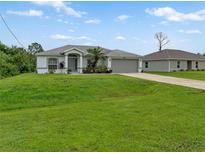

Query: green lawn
left=1, top=73, right=205, bottom=151
left=148, top=71, right=205, bottom=81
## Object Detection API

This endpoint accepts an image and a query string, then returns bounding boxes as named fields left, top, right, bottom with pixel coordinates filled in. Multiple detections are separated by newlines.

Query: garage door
left=111, top=59, right=138, bottom=73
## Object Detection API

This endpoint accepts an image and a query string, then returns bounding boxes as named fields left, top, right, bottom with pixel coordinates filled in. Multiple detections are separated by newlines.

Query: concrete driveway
left=120, top=73, right=205, bottom=90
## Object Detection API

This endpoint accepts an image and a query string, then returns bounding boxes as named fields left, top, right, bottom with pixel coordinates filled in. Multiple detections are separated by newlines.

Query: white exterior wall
left=37, top=56, right=47, bottom=74
left=37, top=56, right=47, bottom=68
left=37, top=56, right=66, bottom=74
left=83, top=57, right=87, bottom=67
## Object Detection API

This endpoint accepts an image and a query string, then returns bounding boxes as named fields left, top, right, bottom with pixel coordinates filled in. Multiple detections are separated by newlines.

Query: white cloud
left=115, top=36, right=126, bottom=40
left=7, top=9, right=43, bottom=17
left=132, top=37, right=151, bottom=44
left=32, top=1, right=84, bottom=18
left=85, top=19, right=101, bottom=24
left=57, top=19, right=63, bottom=22
left=145, top=7, right=205, bottom=22
left=50, top=34, right=72, bottom=40
left=116, top=15, right=130, bottom=21
left=50, top=34, right=93, bottom=41
left=45, top=16, right=50, bottom=19
left=76, top=36, right=91, bottom=40
left=132, top=37, right=140, bottom=41
left=82, top=42, right=93, bottom=45
left=57, top=19, right=69, bottom=24
left=68, top=29, right=75, bottom=32
left=159, top=21, right=168, bottom=25
left=178, top=29, right=202, bottom=34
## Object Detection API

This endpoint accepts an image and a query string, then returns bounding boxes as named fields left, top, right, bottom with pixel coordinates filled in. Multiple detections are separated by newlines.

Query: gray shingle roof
left=107, top=49, right=140, bottom=59
left=143, top=49, right=205, bottom=60
left=36, top=44, right=140, bottom=59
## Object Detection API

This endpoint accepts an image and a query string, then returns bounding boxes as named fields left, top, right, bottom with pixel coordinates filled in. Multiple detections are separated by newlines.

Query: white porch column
left=79, top=55, right=83, bottom=73
left=138, top=58, right=142, bottom=73
left=65, top=55, right=68, bottom=73
left=108, top=57, right=112, bottom=69
left=168, top=60, right=171, bottom=72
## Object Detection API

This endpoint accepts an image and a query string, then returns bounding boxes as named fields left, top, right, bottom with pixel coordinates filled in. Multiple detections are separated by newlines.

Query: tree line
left=0, top=42, right=43, bottom=79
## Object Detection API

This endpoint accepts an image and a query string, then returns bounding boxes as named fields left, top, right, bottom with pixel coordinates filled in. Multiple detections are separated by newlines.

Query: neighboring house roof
left=36, top=44, right=140, bottom=59
left=143, top=49, right=205, bottom=60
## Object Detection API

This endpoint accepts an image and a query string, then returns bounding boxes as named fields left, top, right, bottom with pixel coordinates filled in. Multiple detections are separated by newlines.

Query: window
left=145, top=61, right=148, bottom=68
left=196, top=61, right=199, bottom=69
left=177, top=61, right=180, bottom=68
left=48, top=58, right=58, bottom=71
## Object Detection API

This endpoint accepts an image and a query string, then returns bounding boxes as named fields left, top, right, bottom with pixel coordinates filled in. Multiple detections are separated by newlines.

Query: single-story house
left=142, top=49, right=205, bottom=72
left=36, top=45, right=142, bottom=74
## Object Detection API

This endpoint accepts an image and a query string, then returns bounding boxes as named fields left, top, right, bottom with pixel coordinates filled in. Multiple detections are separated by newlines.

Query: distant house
left=142, top=49, right=205, bottom=72
left=36, top=45, right=142, bottom=74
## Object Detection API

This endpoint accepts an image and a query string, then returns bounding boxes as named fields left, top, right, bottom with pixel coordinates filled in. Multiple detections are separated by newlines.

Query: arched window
left=48, top=58, right=58, bottom=71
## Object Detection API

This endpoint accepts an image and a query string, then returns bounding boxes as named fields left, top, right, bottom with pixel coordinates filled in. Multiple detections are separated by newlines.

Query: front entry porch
left=68, top=54, right=78, bottom=73
left=64, top=48, right=83, bottom=73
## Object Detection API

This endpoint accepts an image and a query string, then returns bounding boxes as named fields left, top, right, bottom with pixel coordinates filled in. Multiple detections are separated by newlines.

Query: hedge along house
left=36, top=45, right=142, bottom=74
left=142, top=49, right=205, bottom=72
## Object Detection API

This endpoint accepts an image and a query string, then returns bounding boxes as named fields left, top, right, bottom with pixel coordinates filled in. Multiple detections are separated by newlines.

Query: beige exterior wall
left=170, top=60, right=205, bottom=71
left=198, top=61, right=205, bottom=69
left=142, top=60, right=169, bottom=72
left=191, top=60, right=205, bottom=70
left=170, top=60, right=187, bottom=71
left=143, top=60, right=205, bottom=72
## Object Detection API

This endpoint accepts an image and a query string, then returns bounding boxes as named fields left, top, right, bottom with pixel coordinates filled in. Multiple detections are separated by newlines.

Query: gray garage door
left=111, top=59, right=138, bottom=73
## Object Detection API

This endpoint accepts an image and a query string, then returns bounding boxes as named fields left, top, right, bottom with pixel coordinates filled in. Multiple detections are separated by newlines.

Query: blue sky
left=1, top=1, right=205, bottom=55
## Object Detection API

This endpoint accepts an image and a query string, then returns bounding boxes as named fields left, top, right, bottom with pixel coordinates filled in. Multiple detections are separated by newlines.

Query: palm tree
left=86, top=47, right=107, bottom=72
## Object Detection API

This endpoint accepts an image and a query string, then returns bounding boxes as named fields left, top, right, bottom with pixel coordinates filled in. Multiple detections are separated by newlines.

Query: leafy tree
left=86, top=47, right=107, bottom=72
left=0, top=52, right=19, bottom=79
left=155, top=32, right=170, bottom=51
left=0, top=41, right=8, bottom=53
left=0, top=42, right=36, bottom=79
left=28, top=42, right=44, bottom=54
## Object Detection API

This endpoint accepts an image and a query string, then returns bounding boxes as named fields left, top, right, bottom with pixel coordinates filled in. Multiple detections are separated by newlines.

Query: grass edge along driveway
left=147, top=71, right=205, bottom=81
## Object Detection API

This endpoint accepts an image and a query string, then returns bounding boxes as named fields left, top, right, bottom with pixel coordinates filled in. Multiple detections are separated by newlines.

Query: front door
left=68, top=58, right=77, bottom=72
left=187, top=61, right=192, bottom=70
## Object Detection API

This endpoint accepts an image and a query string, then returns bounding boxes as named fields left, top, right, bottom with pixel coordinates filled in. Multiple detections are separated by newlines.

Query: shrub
left=82, top=67, right=91, bottom=73
left=106, top=69, right=112, bottom=73
left=83, top=65, right=112, bottom=74
left=67, top=69, right=72, bottom=74
left=95, top=65, right=108, bottom=73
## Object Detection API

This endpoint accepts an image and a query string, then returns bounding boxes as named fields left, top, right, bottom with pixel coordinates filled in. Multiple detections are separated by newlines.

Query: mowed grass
left=1, top=74, right=205, bottom=151
left=148, top=71, right=205, bottom=81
